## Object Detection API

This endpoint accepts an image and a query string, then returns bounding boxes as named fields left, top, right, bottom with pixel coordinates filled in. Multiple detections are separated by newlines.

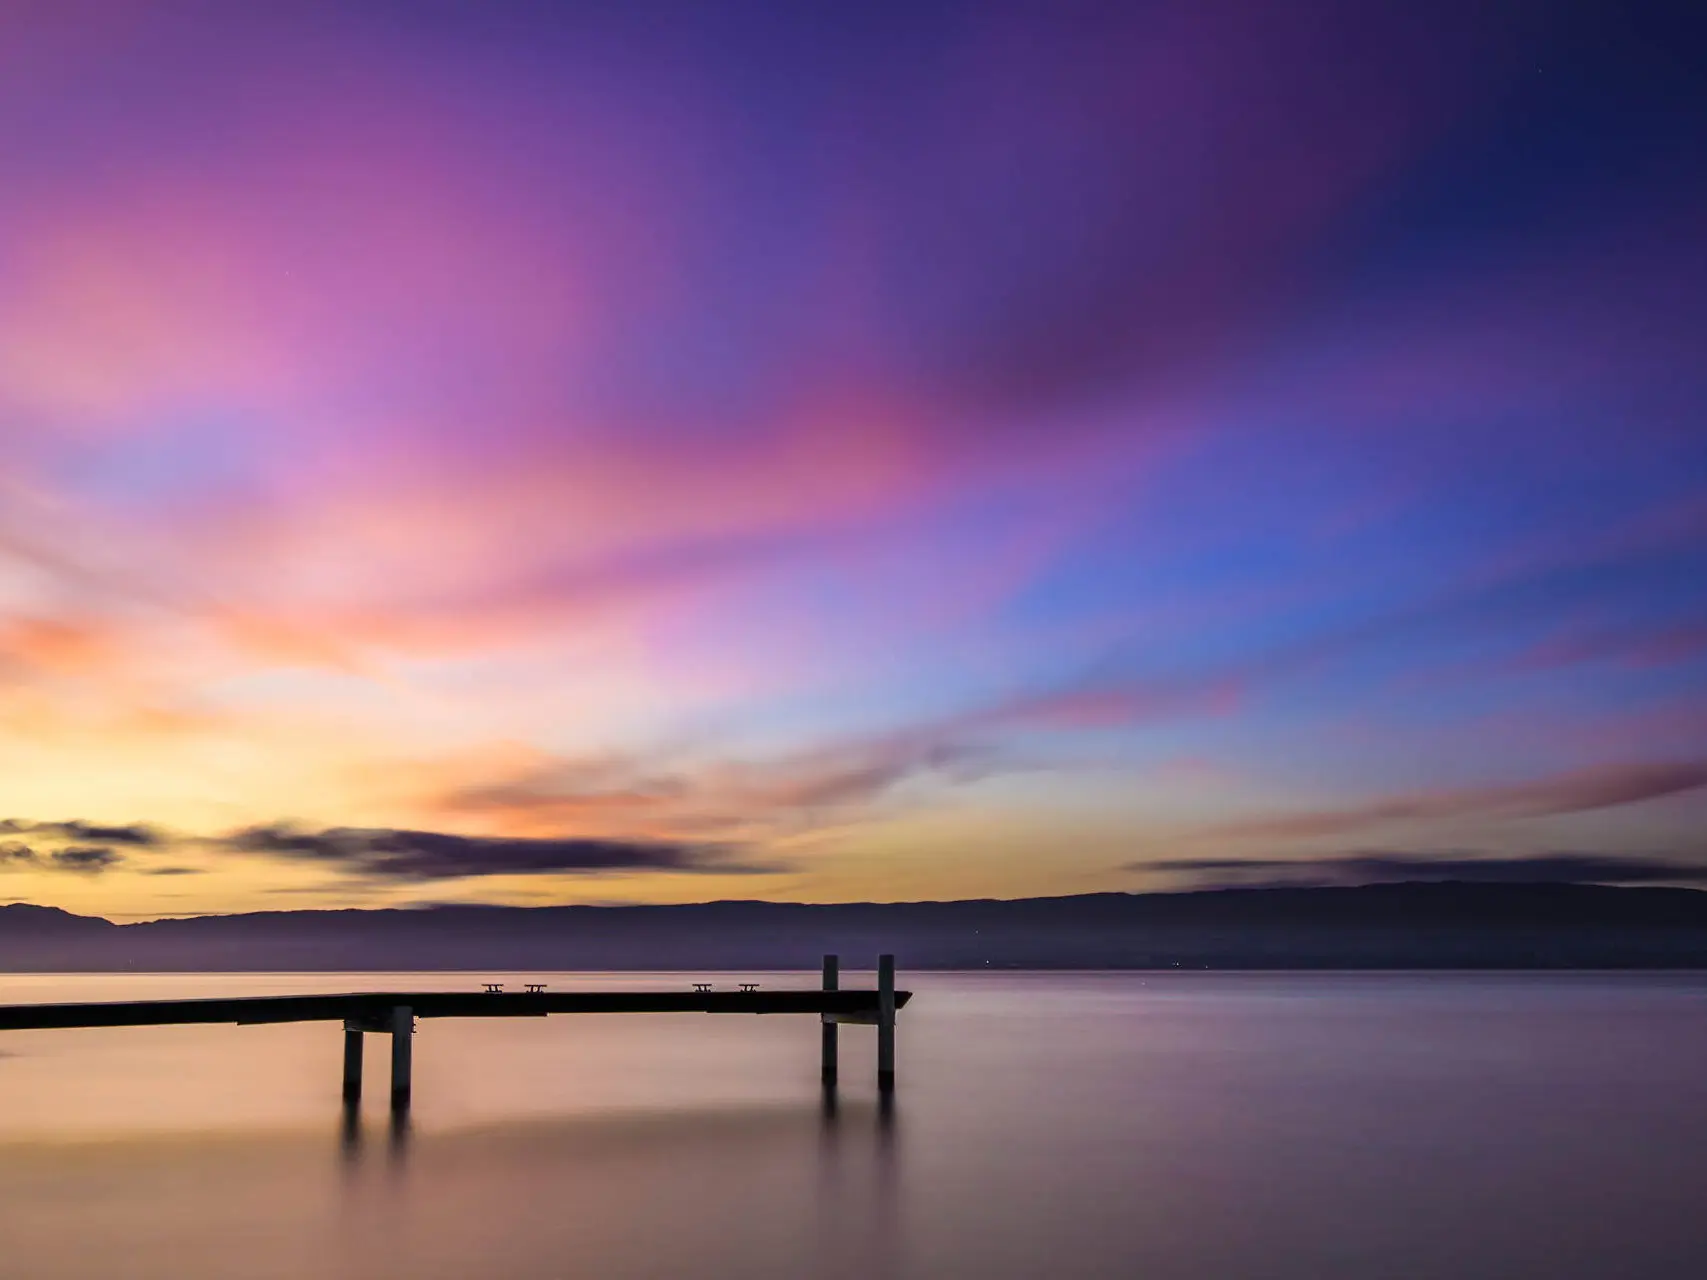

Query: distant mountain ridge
left=5, top=882, right=1707, bottom=971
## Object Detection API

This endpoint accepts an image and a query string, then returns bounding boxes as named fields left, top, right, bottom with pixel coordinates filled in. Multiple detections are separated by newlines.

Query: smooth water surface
left=1, top=971, right=1704, bottom=1278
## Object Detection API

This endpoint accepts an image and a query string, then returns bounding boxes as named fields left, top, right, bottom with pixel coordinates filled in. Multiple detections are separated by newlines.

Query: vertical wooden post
left=341, top=1023, right=364, bottom=1103
left=390, top=1005, right=413, bottom=1111
left=821, top=953, right=839, bottom=1088
left=877, top=953, right=895, bottom=1094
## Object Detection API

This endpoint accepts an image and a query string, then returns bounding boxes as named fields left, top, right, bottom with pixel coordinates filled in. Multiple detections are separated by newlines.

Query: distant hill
left=4, top=883, right=1707, bottom=971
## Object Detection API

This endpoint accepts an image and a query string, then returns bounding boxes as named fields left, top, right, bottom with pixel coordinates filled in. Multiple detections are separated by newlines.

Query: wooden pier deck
left=0, top=955, right=909, bottom=1110
left=0, top=987, right=911, bottom=1031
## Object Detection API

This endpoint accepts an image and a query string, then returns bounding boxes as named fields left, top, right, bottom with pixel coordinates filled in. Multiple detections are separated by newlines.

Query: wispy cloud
left=434, top=673, right=1237, bottom=839
left=435, top=741, right=993, bottom=840
left=1206, top=762, right=1707, bottom=842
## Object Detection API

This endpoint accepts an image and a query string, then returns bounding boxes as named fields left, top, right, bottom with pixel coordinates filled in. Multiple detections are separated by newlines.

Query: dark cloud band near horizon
left=1137, top=851, right=1707, bottom=888
left=220, top=824, right=784, bottom=883
left=0, top=842, right=127, bottom=874
left=0, top=820, right=159, bottom=846
left=0, top=815, right=791, bottom=885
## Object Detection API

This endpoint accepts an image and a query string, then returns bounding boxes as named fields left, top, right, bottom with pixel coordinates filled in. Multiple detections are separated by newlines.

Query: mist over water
left=1, top=972, right=1705, bottom=1279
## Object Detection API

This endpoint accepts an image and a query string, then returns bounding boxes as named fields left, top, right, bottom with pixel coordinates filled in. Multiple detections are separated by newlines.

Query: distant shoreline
left=6, top=882, right=1707, bottom=971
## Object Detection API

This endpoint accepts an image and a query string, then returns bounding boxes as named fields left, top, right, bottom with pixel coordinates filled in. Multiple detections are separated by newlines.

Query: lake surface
left=1, top=971, right=1704, bottom=1278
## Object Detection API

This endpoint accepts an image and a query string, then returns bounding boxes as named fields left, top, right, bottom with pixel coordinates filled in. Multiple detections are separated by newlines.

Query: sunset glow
left=1, top=1, right=1703, bottom=918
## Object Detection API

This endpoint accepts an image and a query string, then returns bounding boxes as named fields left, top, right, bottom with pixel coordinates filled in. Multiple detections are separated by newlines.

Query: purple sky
left=0, top=0, right=1703, bottom=917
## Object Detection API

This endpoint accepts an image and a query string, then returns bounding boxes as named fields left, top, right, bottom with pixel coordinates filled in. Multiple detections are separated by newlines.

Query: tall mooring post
left=341, top=1022, right=364, bottom=1103
left=877, top=953, right=896, bottom=1094
left=821, top=954, right=839, bottom=1088
left=390, top=1005, right=414, bottom=1111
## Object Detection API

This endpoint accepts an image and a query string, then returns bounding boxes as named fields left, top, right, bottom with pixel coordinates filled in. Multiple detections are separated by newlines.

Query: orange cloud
left=0, top=616, right=123, bottom=676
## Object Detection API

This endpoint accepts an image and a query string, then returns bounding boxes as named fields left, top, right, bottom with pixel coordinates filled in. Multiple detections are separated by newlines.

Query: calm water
left=1, top=971, right=1705, bottom=1278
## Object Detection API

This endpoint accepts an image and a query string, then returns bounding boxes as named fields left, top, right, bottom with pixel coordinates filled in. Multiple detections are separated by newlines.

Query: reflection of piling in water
left=874, top=1088, right=901, bottom=1275
left=334, top=1099, right=407, bottom=1173
left=339, top=1099, right=363, bottom=1165
left=388, top=1107, right=411, bottom=1165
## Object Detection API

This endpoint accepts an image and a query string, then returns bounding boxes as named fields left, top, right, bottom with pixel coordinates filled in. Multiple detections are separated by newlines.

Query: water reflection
left=324, top=1099, right=906, bottom=1277
left=338, top=1100, right=361, bottom=1167
left=388, top=1108, right=412, bottom=1169
left=336, top=1105, right=417, bottom=1173
left=5, top=974, right=1707, bottom=1279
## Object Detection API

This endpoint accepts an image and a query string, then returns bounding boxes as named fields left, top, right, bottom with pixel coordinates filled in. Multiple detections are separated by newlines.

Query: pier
left=0, top=955, right=908, bottom=1111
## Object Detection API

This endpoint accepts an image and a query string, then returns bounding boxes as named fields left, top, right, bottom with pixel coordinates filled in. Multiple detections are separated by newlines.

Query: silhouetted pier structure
left=0, top=954, right=907, bottom=1111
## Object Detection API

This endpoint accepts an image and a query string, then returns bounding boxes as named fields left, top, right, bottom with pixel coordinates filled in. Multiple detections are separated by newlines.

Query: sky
left=1, top=0, right=1704, bottom=919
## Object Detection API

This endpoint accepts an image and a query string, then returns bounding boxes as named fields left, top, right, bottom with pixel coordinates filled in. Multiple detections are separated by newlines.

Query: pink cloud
left=0, top=1, right=1539, bottom=707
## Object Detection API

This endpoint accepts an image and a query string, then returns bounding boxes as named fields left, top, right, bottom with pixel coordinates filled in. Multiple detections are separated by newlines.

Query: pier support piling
left=877, top=953, right=896, bottom=1095
left=341, top=1022, right=364, bottom=1103
left=820, top=954, right=839, bottom=1088
left=390, top=1005, right=414, bottom=1111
